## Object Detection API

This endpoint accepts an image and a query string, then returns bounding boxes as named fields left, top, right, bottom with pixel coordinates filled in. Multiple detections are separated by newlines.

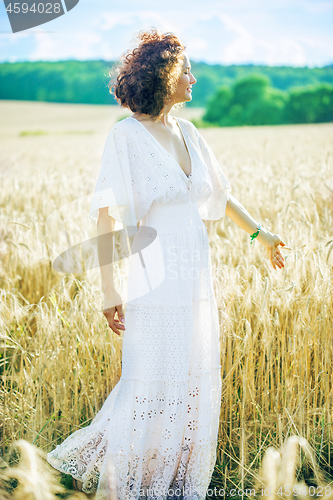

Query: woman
left=47, top=29, right=285, bottom=499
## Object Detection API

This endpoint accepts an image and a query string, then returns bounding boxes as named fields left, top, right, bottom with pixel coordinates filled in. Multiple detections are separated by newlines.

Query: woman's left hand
left=260, top=232, right=286, bottom=270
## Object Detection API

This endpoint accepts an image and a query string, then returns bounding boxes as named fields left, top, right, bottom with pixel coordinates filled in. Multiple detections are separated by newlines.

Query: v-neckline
left=127, top=116, right=193, bottom=180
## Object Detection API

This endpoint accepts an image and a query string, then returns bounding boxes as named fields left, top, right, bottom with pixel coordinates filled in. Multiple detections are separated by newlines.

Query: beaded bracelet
left=250, top=224, right=262, bottom=244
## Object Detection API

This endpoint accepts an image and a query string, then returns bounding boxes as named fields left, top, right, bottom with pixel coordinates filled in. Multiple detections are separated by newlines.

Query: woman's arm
left=97, top=210, right=140, bottom=293
left=97, top=207, right=125, bottom=334
left=225, top=194, right=286, bottom=270
left=97, top=207, right=117, bottom=294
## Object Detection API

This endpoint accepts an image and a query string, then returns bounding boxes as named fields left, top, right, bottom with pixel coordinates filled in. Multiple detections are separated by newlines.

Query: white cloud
left=215, top=13, right=254, bottom=64
left=97, top=12, right=136, bottom=31
left=29, top=29, right=103, bottom=61
left=0, top=32, right=30, bottom=43
left=30, top=31, right=58, bottom=60
left=74, top=31, right=102, bottom=59
left=217, top=12, right=252, bottom=39
left=186, top=37, right=208, bottom=53
left=0, top=31, right=31, bottom=61
left=264, top=38, right=307, bottom=66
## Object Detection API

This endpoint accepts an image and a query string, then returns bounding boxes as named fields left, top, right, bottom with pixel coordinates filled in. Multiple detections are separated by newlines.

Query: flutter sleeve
left=193, top=126, right=231, bottom=220
left=89, top=123, right=138, bottom=227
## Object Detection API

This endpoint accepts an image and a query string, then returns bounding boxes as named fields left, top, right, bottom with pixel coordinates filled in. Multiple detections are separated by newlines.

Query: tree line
left=201, top=73, right=333, bottom=126
left=0, top=60, right=332, bottom=125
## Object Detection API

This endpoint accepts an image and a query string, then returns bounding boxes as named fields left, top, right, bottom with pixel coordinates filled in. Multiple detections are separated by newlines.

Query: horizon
left=1, top=58, right=332, bottom=70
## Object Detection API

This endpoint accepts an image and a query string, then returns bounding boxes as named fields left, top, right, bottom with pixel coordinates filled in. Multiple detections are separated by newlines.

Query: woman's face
left=171, top=52, right=196, bottom=104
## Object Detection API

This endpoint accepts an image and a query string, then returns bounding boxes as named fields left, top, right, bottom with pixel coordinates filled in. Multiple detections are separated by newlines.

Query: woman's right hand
left=103, top=289, right=125, bottom=336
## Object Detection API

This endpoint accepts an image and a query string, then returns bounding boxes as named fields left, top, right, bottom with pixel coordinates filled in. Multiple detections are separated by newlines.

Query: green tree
left=203, top=85, right=233, bottom=123
left=284, top=82, right=333, bottom=124
left=204, top=73, right=288, bottom=126
left=232, top=73, right=270, bottom=108
left=242, top=87, right=288, bottom=125
left=203, top=72, right=333, bottom=126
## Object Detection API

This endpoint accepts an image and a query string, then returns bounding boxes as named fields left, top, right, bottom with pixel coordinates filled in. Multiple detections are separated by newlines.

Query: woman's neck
left=132, top=103, right=175, bottom=127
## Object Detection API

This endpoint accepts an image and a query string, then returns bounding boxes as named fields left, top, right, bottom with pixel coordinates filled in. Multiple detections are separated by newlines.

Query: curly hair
left=109, top=29, right=186, bottom=118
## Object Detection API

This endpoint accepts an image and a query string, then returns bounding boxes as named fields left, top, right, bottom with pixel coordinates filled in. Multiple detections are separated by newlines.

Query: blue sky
left=1, top=0, right=333, bottom=67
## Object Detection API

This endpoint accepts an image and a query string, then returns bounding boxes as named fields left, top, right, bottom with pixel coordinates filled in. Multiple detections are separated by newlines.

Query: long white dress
left=47, top=116, right=231, bottom=500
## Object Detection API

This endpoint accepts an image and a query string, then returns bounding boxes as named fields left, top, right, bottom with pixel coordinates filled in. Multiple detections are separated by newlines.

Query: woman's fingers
left=103, top=309, right=118, bottom=335
left=271, top=237, right=287, bottom=269
left=103, top=307, right=125, bottom=336
left=270, top=242, right=285, bottom=269
left=272, top=259, right=280, bottom=269
left=268, top=244, right=283, bottom=269
left=272, top=252, right=284, bottom=269
left=116, top=304, right=125, bottom=326
left=275, top=250, right=284, bottom=262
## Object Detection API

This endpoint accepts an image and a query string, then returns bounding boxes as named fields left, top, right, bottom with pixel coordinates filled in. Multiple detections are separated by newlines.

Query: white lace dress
left=47, top=116, right=231, bottom=500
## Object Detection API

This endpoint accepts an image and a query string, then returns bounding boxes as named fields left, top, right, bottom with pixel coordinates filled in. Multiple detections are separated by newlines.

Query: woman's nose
left=190, top=73, right=196, bottom=84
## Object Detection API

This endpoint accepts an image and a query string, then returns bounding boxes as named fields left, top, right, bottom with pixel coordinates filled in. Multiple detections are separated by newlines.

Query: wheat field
left=1, top=100, right=333, bottom=496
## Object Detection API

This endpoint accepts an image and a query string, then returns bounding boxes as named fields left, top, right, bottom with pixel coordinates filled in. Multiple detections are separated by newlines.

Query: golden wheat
left=0, top=439, right=88, bottom=499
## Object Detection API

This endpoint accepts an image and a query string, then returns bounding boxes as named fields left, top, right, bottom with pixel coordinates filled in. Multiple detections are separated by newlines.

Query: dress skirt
left=47, top=200, right=222, bottom=500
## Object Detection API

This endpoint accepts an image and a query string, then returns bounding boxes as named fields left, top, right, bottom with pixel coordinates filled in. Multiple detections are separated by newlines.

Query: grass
left=0, top=100, right=333, bottom=497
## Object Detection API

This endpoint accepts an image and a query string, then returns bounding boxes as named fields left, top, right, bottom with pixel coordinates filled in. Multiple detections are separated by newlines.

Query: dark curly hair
left=109, top=29, right=186, bottom=119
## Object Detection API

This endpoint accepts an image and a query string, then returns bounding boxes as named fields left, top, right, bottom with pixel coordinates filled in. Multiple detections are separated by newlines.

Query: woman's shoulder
left=110, top=116, right=134, bottom=133
left=175, top=116, right=201, bottom=139
left=175, top=116, right=196, bottom=130
left=175, top=117, right=206, bottom=152
left=105, top=117, right=141, bottom=144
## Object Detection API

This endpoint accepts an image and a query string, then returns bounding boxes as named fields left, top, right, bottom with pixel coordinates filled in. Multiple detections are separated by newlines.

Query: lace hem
left=47, top=370, right=221, bottom=499
left=48, top=440, right=218, bottom=499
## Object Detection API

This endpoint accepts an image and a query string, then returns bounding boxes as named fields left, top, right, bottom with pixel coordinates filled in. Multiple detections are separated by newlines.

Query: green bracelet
left=250, top=224, right=262, bottom=244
